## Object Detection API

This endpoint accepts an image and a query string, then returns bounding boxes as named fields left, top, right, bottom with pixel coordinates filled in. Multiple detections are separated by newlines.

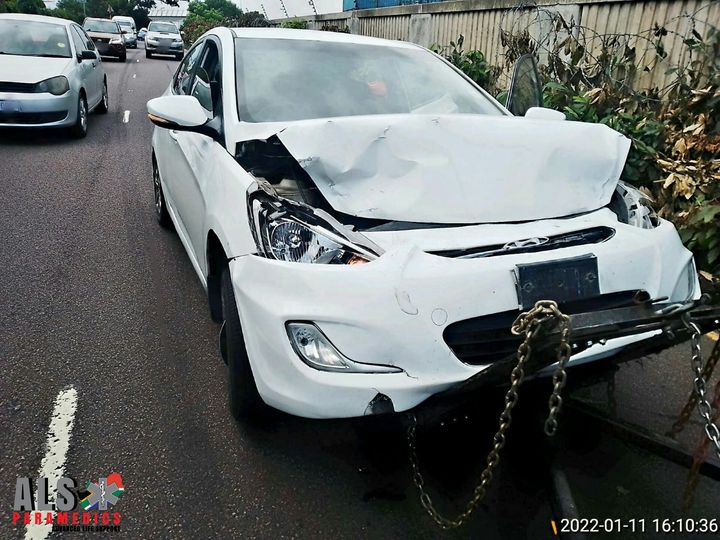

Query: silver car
left=0, top=13, right=108, bottom=138
left=145, top=21, right=184, bottom=60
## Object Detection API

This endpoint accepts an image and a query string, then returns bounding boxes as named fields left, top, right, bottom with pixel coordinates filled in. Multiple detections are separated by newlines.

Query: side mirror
left=77, top=50, right=96, bottom=62
left=147, top=95, right=220, bottom=141
left=525, top=107, right=566, bottom=121
left=121, top=29, right=127, bottom=34
left=506, top=54, right=543, bottom=116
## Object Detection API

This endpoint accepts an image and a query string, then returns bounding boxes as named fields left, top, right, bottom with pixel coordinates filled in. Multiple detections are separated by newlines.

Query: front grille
left=0, top=111, right=67, bottom=124
left=0, top=81, right=36, bottom=93
left=430, top=226, right=615, bottom=259
left=443, top=290, right=640, bottom=365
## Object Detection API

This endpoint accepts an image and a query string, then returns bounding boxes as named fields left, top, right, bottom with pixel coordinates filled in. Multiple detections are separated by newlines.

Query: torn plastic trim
left=246, top=181, right=385, bottom=264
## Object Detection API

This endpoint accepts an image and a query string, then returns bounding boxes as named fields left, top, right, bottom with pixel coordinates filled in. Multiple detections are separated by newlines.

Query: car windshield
left=0, top=19, right=71, bottom=58
left=117, top=21, right=133, bottom=29
left=234, top=38, right=503, bottom=123
left=148, top=22, right=177, bottom=33
left=84, top=20, right=120, bottom=33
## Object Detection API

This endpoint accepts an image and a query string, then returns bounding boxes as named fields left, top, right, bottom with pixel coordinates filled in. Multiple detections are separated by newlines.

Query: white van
left=112, top=16, right=137, bottom=48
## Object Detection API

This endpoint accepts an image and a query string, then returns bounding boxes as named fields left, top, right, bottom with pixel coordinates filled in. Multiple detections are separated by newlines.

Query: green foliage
left=432, top=35, right=501, bottom=95
left=181, top=2, right=269, bottom=46
left=281, top=18, right=307, bottom=29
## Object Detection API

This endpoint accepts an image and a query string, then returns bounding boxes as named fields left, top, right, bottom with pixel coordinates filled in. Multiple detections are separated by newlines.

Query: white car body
left=0, top=13, right=106, bottom=130
left=149, top=28, right=700, bottom=419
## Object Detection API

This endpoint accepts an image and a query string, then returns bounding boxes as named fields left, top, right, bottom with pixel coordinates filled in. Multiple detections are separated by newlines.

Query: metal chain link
left=667, top=337, right=720, bottom=438
left=407, top=300, right=573, bottom=529
left=682, top=315, right=720, bottom=459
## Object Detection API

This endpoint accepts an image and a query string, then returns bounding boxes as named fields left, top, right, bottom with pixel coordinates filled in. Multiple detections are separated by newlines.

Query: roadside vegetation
left=181, top=0, right=269, bottom=46
left=435, top=16, right=720, bottom=287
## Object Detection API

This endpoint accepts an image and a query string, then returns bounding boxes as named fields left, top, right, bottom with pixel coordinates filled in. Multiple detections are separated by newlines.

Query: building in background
left=42, top=0, right=57, bottom=9
left=237, top=0, right=342, bottom=20
left=148, top=0, right=189, bottom=28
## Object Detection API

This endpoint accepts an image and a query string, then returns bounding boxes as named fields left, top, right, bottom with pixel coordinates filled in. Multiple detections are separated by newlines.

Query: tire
left=120, top=53, right=126, bottom=62
left=145, top=50, right=151, bottom=58
left=221, top=267, right=264, bottom=421
left=175, top=53, right=183, bottom=60
left=96, top=80, right=109, bottom=114
left=153, top=161, right=172, bottom=228
left=70, top=94, right=88, bottom=138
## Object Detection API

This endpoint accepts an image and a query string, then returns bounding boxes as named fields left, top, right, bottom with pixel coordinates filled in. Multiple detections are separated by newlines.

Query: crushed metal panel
left=273, top=114, right=630, bottom=224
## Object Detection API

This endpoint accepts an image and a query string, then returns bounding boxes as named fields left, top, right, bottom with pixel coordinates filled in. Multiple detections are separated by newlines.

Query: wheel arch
left=206, top=230, right=228, bottom=322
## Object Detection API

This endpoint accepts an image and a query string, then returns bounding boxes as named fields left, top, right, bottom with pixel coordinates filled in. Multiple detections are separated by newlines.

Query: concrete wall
left=277, top=0, right=720, bottom=90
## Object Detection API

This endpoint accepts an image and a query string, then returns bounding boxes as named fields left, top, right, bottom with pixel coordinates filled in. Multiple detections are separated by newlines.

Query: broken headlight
left=609, top=181, right=660, bottom=229
left=249, top=188, right=381, bottom=265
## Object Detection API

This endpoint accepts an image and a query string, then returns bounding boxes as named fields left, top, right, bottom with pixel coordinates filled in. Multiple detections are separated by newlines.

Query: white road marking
left=25, top=387, right=78, bottom=540
left=136, top=59, right=140, bottom=63
left=132, top=74, right=136, bottom=79
left=123, top=110, right=130, bottom=123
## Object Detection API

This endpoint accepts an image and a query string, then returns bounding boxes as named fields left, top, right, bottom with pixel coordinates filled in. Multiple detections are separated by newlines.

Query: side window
left=71, top=26, right=95, bottom=53
left=69, top=26, right=85, bottom=55
left=190, top=42, right=221, bottom=116
left=173, top=43, right=204, bottom=95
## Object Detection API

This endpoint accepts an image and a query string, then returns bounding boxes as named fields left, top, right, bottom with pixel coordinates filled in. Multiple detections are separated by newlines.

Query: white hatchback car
left=148, top=28, right=707, bottom=421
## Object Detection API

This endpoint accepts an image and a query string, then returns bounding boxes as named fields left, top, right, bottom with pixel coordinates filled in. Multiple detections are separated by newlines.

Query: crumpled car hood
left=270, top=114, right=630, bottom=224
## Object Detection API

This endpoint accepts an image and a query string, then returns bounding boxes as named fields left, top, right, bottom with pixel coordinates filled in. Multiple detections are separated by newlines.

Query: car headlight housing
left=609, top=181, right=660, bottom=229
left=146, top=38, right=158, bottom=45
left=249, top=189, right=381, bottom=265
left=35, top=76, right=69, bottom=96
left=110, top=37, right=123, bottom=44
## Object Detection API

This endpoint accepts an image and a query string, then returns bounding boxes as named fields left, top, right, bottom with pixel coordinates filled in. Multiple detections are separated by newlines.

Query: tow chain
left=681, top=315, right=720, bottom=460
left=407, top=300, right=573, bottom=529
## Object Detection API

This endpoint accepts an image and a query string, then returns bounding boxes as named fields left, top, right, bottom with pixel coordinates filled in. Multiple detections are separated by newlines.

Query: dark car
left=83, top=17, right=126, bottom=62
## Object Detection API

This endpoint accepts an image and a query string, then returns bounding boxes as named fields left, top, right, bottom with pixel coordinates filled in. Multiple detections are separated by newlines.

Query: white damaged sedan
left=147, top=28, right=704, bottom=421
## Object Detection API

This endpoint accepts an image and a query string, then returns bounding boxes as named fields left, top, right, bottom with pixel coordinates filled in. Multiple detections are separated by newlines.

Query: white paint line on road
left=123, top=110, right=130, bottom=123
left=25, top=387, right=78, bottom=540
left=132, top=74, right=136, bottom=79
left=136, top=59, right=140, bottom=63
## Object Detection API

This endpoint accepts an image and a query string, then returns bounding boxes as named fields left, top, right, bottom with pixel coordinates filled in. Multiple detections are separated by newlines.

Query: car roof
left=0, top=13, right=74, bottom=26
left=228, top=27, right=421, bottom=49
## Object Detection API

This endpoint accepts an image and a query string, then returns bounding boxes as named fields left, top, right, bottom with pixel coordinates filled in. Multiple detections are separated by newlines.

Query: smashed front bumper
left=228, top=208, right=714, bottom=419
left=414, top=295, right=720, bottom=423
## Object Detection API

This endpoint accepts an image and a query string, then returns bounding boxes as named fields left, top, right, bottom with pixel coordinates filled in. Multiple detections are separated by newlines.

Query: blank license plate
left=515, top=255, right=600, bottom=308
left=0, top=100, right=22, bottom=113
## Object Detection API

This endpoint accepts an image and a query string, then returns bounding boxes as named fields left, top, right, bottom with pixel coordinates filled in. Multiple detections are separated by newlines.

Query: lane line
left=123, top=110, right=130, bottom=123
left=132, top=74, right=136, bottom=79
left=25, top=387, right=78, bottom=540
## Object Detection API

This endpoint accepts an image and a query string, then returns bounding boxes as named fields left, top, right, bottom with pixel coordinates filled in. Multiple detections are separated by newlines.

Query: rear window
left=148, top=22, right=178, bottom=33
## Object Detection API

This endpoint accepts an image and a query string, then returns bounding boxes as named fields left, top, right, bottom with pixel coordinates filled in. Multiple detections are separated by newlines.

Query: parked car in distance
left=83, top=17, right=126, bottom=62
left=145, top=21, right=183, bottom=59
left=147, top=28, right=701, bottom=422
left=112, top=16, right=137, bottom=49
left=0, top=13, right=108, bottom=137
left=138, top=27, right=147, bottom=41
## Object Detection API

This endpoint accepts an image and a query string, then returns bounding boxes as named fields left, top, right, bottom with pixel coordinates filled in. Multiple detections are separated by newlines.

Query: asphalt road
left=1, top=46, right=719, bottom=540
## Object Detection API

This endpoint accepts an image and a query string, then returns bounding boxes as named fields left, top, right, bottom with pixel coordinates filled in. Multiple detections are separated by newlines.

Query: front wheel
left=70, top=94, right=88, bottom=138
left=221, top=267, right=265, bottom=421
left=145, top=50, right=151, bottom=58
left=153, top=161, right=172, bottom=228
left=119, top=53, right=126, bottom=62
